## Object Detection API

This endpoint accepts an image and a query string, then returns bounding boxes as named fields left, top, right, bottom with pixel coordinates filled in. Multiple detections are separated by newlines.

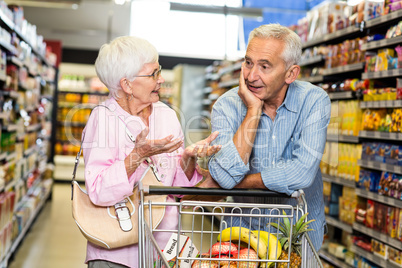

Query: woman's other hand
left=183, top=131, right=221, bottom=159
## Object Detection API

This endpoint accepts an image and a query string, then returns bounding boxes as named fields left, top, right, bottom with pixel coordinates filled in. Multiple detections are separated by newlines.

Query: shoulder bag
left=71, top=106, right=167, bottom=249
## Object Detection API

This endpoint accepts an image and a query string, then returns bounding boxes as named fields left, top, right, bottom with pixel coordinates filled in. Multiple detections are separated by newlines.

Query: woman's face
left=130, top=62, right=164, bottom=105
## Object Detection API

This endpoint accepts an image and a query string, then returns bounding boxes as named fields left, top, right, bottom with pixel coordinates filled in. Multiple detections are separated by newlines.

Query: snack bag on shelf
left=386, top=206, right=399, bottom=238
left=397, top=209, right=402, bottom=241
left=390, top=108, right=402, bottom=132
left=374, top=202, right=387, bottom=233
left=375, top=48, right=395, bottom=71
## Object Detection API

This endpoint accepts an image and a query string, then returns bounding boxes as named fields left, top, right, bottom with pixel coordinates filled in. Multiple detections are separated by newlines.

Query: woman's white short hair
left=248, top=24, right=301, bottom=70
left=95, top=36, right=159, bottom=99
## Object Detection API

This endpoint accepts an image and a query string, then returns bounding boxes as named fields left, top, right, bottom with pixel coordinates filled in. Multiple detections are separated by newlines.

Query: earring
left=126, top=94, right=133, bottom=101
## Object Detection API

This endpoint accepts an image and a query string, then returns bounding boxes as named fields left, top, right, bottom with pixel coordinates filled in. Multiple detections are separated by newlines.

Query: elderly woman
left=82, top=36, right=220, bottom=268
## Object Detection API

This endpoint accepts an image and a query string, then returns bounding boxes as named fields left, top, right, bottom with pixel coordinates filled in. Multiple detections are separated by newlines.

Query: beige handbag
left=71, top=161, right=167, bottom=249
left=71, top=106, right=167, bottom=249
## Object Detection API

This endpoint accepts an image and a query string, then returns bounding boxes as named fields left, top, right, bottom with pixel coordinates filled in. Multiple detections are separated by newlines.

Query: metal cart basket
left=138, top=184, right=323, bottom=268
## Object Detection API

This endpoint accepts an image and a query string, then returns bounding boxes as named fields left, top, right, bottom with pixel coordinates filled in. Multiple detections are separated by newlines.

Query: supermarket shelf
left=218, top=61, right=241, bottom=76
left=26, top=123, right=42, bottom=132
left=0, top=181, right=52, bottom=268
left=0, top=39, right=16, bottom=55
left=322, top=62, right=365, bottom=76
left=58, top=89, right=109, bottom=96
left=5, top=152, right=16, bottom=162
left=358, top=159, right=402, bottom=175
left=325, top=216, right=353, bottom=233
left=365, top=9, right=402, bottom=28
left=23, top=145, right=38, bottom=157
left=0, top=90, right=20, bottom=99
left=203, top=87, right=212, bottom=94
left=360, top=100, right=402, bottom=109
left=299, top=75, right=324, bottom=83
left=327, top=134, right=359, bottom=143
left=362, top=68, right=402, bottom=79
left=319, top=249, right=354, bottom=268
left=322, top=174, right=356, bottom=188
left=355, top=188, right=402, bottom=209
left=359, top=130, right=402, bottom=141
left=353, top=223, right=402, bottom=249
left=202, top=99, right=212, bottom=105
left=351, top=244, right=400, bottom=268
left=362, top=35, right=402, bottom=51
left=299, top=55, right=324, bottom=67
left=328, top=91, right=355, bottom=100
left=302, top=25, right=362, bottom=49
left=208, top=93, right=220, bottom=101
left=218, top=78, right=238, bottom=88
left=2, top=124, right=18, bottom=132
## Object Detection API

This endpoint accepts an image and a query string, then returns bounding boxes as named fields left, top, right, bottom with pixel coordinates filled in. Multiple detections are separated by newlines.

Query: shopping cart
left=138, top=184, right=323, bottom=268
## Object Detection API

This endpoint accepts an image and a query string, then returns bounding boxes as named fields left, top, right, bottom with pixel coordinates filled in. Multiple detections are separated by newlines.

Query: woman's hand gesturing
left=131, top=127, right=183, bottom=162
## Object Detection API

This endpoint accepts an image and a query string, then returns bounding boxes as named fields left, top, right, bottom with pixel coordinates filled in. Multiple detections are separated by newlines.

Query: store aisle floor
left=8, top=182, right=87, bottom=268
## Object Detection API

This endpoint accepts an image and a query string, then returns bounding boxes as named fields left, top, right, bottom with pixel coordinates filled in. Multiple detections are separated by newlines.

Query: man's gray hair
left=249, top=24, right=302, bottom=69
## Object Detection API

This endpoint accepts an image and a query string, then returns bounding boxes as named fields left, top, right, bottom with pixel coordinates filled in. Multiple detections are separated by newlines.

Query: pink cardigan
left=82, top=98, right=202, bottom=267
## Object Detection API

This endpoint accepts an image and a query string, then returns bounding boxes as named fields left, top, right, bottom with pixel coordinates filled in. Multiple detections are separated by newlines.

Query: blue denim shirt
left=208, top=80, right=331, bottom=251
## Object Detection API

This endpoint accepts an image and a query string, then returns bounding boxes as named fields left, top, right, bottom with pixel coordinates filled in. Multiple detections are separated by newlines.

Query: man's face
left=243, top=37, right=289, bottom=103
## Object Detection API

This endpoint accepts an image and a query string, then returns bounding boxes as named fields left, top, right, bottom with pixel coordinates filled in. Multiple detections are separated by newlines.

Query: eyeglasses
left=134, top=65, right=162, bottom=80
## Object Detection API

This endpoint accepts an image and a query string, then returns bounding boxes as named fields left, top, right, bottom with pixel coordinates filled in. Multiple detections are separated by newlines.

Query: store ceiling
left=7, top=0, right=131, bottom=50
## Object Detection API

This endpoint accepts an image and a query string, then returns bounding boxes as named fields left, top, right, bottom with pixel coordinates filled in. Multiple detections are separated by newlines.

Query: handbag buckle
left=114, top=201, right=133, bottom=232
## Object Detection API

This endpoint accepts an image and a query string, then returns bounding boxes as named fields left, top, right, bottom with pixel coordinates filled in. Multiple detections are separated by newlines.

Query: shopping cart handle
left=144, top=185, right=295, bottom=198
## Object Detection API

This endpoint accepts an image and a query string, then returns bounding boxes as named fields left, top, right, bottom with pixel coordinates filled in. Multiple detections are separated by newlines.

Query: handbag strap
left=71, top=104, right=162, bottom=199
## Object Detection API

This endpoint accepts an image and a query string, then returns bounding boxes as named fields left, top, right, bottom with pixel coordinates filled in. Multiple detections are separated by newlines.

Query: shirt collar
left=280, top=80, right=302, bottom=113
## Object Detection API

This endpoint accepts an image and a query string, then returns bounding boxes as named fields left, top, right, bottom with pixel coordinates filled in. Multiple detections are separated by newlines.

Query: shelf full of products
left=0, top=1, right=58, bottom=266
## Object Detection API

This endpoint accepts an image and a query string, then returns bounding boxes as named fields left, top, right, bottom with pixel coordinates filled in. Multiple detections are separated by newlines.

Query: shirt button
left=161, top=174, right=165, bottom=178
left=272, top=136, right=276, bottom=139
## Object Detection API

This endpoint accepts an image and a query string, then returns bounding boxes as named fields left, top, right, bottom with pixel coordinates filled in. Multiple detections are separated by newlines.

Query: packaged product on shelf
left=371, top=239, right=388, bottom=259
left=366, top=199, right=375, bottom=228
left=374, top=142, right=386, bottom=163
left=375, top=48, right=395, bottom=71
left=323, top=180, right=331, bottom=214
left=386, top=0, right=402, bottom=13
left=386, top=206, right=399, bottom=238
left=390, top=108, right=402, bottom=132
left=358, top=169, right=381, bottom=192
left=398, top=209, right=402, bottom=241
left=374, top=202, right=387, bottom=233
left=397, top=78, right=402, bottom=100
left=349, top=1, right=365, bottom=25
left=320, top=142, right=330, bottom=174
left=339, top=186, right=357, bottom=225
left=365, top=51, right=378, bottom=73
left=355, top=199, right=367, bottom=225
left=388, top=246, right=402, bottom=266
left=364, top=0, right=385, bottom=21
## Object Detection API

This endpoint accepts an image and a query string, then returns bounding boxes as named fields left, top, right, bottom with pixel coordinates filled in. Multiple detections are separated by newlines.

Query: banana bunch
left=217, top=227, right=282, bottom=267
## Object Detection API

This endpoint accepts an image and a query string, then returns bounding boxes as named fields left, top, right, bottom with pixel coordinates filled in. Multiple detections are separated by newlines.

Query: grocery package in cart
left=138, top=185, right=323, bottom=268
